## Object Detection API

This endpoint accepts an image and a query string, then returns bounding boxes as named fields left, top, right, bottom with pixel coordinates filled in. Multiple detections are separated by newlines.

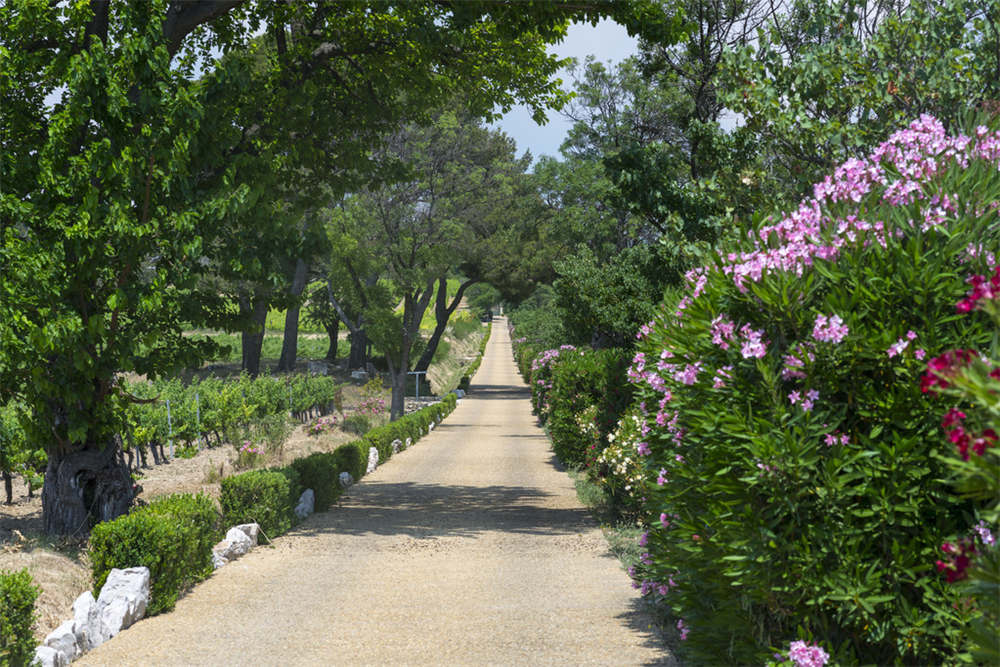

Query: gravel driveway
left=79, top=319, right=673, bottom=666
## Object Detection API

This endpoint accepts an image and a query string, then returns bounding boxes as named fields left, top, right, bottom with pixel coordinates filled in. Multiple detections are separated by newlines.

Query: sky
left=490, top=20, right=638, bottom=167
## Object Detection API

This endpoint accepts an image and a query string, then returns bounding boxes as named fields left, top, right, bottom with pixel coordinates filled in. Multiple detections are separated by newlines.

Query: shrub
left=0, top=568, right=38, bottom=666
left=591, top=407, right=646, bottom=523
left=220, top=468, right=300, bottom=541
left=90, top=493, right=218, bottom=615
left=341, top=414, right=371, bottom=436
left=547, top=347, right=633, bottom=466
left=290, top=452, right=340, bottom=512
left=332, top=441, right=367, bottom=482
left=629, top=116, right=1000, bottom=664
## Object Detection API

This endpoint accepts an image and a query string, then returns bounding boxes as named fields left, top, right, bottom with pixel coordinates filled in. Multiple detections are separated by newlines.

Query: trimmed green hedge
left=90, top=493, right=219, bottom=615
left=220, top=467, right=302, bottom=541
left=0, top=568, right=38, bottom=667
left=219, top=394, right=459, bottom=543
left=290, top=452, right=340, bottom=512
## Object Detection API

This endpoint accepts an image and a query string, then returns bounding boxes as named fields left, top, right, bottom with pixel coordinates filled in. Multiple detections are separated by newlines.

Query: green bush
left=0, top=568, right=38, bottom=667
left=220, top=468, right=300, bottom=541
left=90, top=493, right=219, bottom=615
left=332, top=441, right=367, bottom=482
left=547, top=348, right=633, bottom=467
left=289, top=452, right=340, bottom=512
left=341, top=414, right=371, bottom=436
left=631, top=117, right=1000, bottom=664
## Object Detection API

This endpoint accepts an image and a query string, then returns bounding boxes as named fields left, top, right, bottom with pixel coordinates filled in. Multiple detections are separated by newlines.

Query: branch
left=163, top=0, right=245, bottom=57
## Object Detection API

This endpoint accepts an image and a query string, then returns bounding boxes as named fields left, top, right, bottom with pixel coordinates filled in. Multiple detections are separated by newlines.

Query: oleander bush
left=0, top=568, right=38, bottom=666
left=547, top=348, right=633, bottom=467
left=220, top=468, right=301, bottom=541
left=628, top=116, right=1000, bottom=664
left=457, top=321, right=491, bottom=391
left=290, top=452, right=341, bottom=512
left=90, top=493, right=219, bottom=615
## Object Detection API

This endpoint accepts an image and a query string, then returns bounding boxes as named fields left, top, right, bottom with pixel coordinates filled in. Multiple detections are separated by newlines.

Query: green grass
left=264, top=308, right=327, bottom=334
left=188, top=332, right=336, bottom=363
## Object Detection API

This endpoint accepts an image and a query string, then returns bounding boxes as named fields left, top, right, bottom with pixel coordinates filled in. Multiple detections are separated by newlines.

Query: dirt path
left=79, top=318, right=672, bottom=666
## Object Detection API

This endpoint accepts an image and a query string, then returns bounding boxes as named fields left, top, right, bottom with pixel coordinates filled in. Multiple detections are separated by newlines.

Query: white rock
left=350, top=370, right=369, bottom=382
left=214, top=527, right=253, bottom=561
left=32, top=645, right=66, bottom=667
left=405, top=437, right=412, bottom=448
left=339, top=471, right=353, bottom=488
left=43, top=620, right=78, bottom=662
left=366, top=447, right=379, bottom=474
left=95, top=567, right=150, bottom=642
left=454, top=389, right=466, bottom=398
left=72, top=590, right=101, bottom=651
left=294, top=488, right=315, bottom=519
left=428, top=422, right=435, bottom=432
left=233, top=523, right=259, bottom=546
left=391, top=439, right=403, bottom=454
left=212, top=551, right=228, bottom=569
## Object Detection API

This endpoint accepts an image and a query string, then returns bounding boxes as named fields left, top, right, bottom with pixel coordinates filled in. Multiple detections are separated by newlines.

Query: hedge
left=219, top=394, right=459, bottom=543
left=0, top=568, right=38, bottom=667
left=289, top=452, right=340, bottom=512
left=90, top=493, right=219, bottom=615
left=219, top=467, right=302, bottom=542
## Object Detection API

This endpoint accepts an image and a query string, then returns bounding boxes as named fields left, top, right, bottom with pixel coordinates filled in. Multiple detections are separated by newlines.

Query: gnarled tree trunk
left=414, top=276, right=476, bottom=373
left=42, top=436, right=134, bottom=536
left=324, top=318, right=340, bottom=362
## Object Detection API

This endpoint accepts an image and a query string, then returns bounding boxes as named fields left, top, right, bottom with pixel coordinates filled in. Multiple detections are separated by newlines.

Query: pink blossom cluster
left=811, top=314, right=849, bottom=344
left=823, top=431, right=850, bottom=447
left=936, top=537, right=976, bottom=583
left=974, top=520, right=996, bottom=547
left=308, top=414, right=339, bottom=435
left=955, top=265, right=999, bottom=313
left=739, top=324, right=768, bottom=359
left=710, top=314, right=735, bottom=349
left=787, top=640, right=829, bottom=667
left=940, top=406, right=997, bottom=461
left=788, top=388, right=820, bottom=412
left=885, top=329, right=924, bottom=359
left=358, top=396, right=386, bottom=416
left=707, top=116, right=1000, bottom=295
left=239, top=441, right=264, bottom=456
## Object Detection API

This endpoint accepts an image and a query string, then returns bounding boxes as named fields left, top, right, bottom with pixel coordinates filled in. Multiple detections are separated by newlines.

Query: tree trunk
left=324, top=319, right=340, bottom=362
left=388, top=283, right=435, bottom=421
left=3, top=471, right=12, bottom=504
left=278, top=258, right=309, bottom=372
left=240, top=295, right=269, bottom=377
left=348, top=330, right=367, bottom=369
left=41, top=437, right=135, bottom=536
left=414, top=277, right=477, bottom=373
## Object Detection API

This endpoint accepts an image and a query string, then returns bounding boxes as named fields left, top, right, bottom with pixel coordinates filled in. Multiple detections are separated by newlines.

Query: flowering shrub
left=630, top=116, right=1000, bottom=664
left=923, top=265, right=1000, bottom=663
left=591, top=408, right=647, bottom=522
left=234, top=440, right=265, bottom=470
left=307, top=414, right=339, bottom=436
left=540, top=348, right=634, bottom=466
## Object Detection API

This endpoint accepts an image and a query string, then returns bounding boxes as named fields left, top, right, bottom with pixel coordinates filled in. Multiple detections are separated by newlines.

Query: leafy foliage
left=0, top=568, right=38, bottom=666
left=90, top=493, right=219, bottom=615
left=629, top=117, right=1000, bottom=664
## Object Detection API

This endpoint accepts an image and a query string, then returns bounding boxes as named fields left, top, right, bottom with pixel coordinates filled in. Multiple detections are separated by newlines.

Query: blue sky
left=491, top=20, right=638, bottom=167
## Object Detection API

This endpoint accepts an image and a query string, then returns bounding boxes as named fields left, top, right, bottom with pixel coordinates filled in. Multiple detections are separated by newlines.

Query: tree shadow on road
left=616, top=597, right=679, bottom=666
left=293, top=482, right=596, bottom=540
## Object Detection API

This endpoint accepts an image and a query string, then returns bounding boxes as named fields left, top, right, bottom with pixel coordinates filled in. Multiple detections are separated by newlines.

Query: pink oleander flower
left=787, top=640, right=830, bottom=667
left=636, top=441, right=651, bottom=456
left=676, top=619, right=689, bottom=641
left=739, top=324, right=768, bottom=359
left=656, top=468, right=668, bottom=485
left=673, top=362, right=702, bottom=385
left=974, top=520, right=996, bottom=546
left=887, top=336, right=910, bottom=358
left=710, top=314, right=735, bottom=349
left=812, top=313, right=849, bottom=343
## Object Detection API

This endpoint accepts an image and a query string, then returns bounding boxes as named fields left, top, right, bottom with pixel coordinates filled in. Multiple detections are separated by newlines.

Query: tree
left=2, top=0, right=653, bottom=534
left=722, top=0, right=1000, bottom=194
